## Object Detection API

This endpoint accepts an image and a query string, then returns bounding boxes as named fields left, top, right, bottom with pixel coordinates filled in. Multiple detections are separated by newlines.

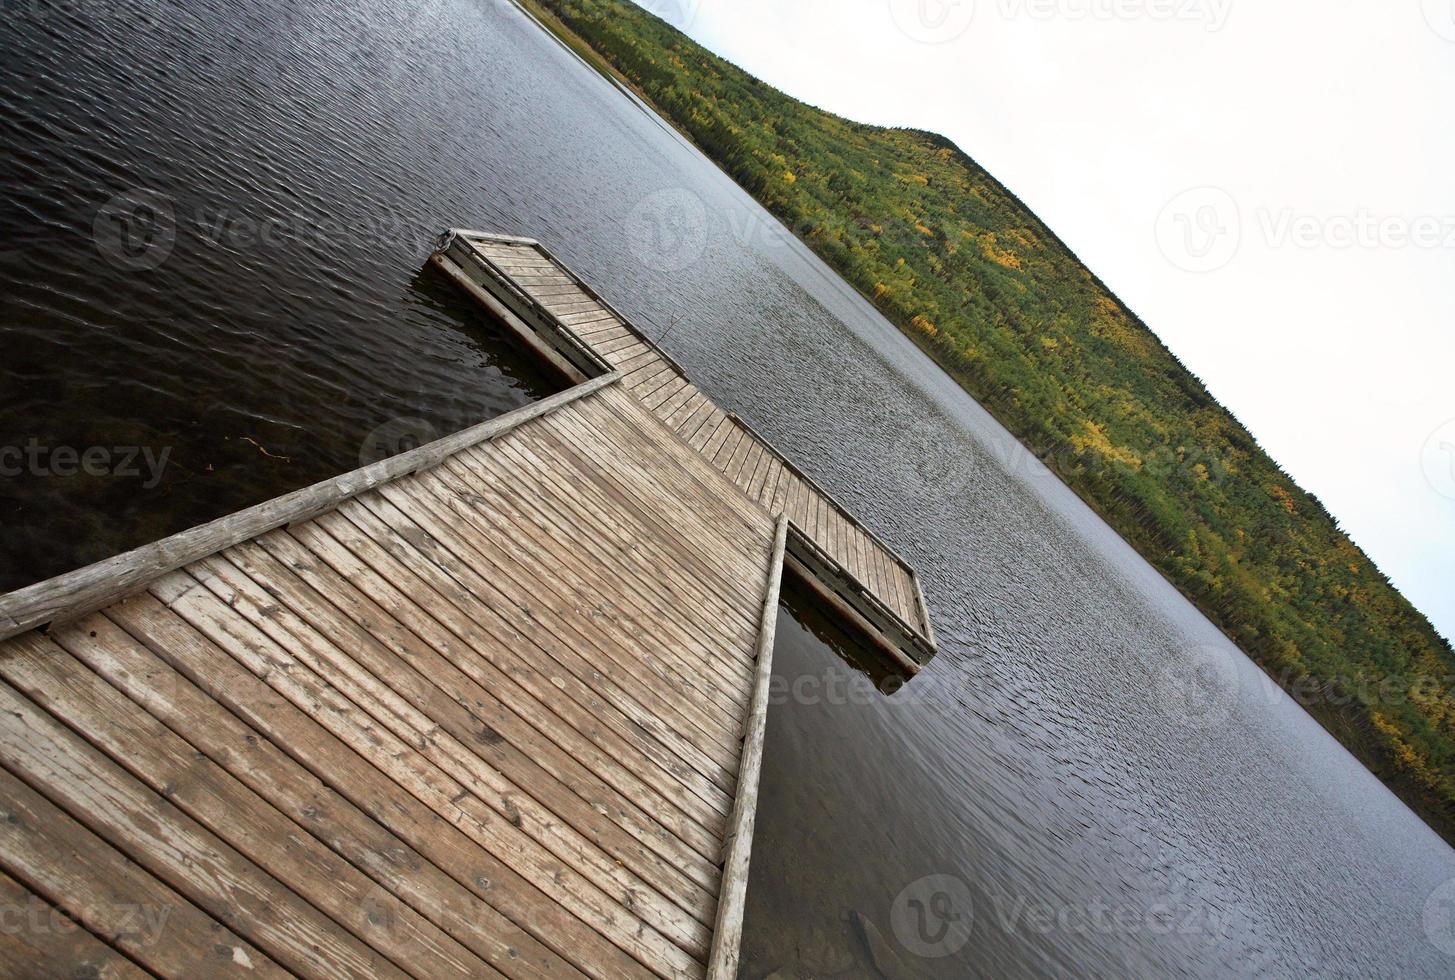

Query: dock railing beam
left=706, top=513, right=788, bottom=979
left=0, top=372, right=622, bottom=641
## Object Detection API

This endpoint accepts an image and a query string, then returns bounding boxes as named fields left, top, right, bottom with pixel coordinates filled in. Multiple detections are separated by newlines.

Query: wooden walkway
left=0, top=376, right=790, bottom=979
left=0, top=229, right=936, bottom=980
left=433, top=230, right=935, bottom=670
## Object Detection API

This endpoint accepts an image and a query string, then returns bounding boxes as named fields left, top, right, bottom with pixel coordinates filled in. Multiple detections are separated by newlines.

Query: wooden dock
left=0, top=230, right=936, bottom=979
left=432, top=230, right=935, bottom=670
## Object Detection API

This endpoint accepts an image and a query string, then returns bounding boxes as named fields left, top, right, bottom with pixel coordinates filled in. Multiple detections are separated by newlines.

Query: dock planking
left=433, top=230, right=935, bottom=671
left=0, top=228, right=937, bottom=979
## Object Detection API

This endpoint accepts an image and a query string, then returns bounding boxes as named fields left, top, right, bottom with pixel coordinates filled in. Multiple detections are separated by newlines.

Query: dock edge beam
left=706, top=513, right=789, bottom=979
left=0, top=372, right=623, bottom=641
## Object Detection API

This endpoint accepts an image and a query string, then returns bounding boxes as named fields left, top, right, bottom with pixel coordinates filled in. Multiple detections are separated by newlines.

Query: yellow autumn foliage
left=1071, top=420, right=1143, bottom=470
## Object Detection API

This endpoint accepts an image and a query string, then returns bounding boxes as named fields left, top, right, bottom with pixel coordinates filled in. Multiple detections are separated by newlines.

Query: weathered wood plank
left=0, top=870, right=151, bottom=980
left=466, top=435, right=760, bottom=672
left=614, top=347, right=665, bottom=375
left=666, top=390, right=709, bottom=432
left=624, top=360, right=676, bottom=392
left=107, top=590, right=623, bottom=979
left=509, top=273, right=575, bottom=287
left=0, top=677, right=409, bottom=980
left=675, top=398, right=715, bottom=445
left=411, top=470, right=746, bottom=762
left=154, top=571, right=693, bottom=979
left=0, top=762, right=284, bottom=979
left=491, top=421, right=760, bottom=610
left=593, top=335, right=650, bottom=357
left=720, top=427, right=753, bottom=481
left=315, top=499, right=734, bottom=824
left=0, top=632, right=497, bottom=980
left=709, top=424, right=743, bottom=468
left=705, top=515, right=788, bottom=980
left=728, top=439, right=762, bottom=488
left=857, top=523, right=886, bottom=603
left=597, top=394, right=776, bottom=551
left=230, top=532, right=719, bottom=925
left=558, top=309, right=622, bottom=328
left=47, top=612, right=574, bottom=980
left=541, top=299, right=603, bottom=317
left=186, top=551, right=711, bottom=964
left=445, top=449, right=753, bottom=720
left=535, top=406, right=768, bottom=610
left=341, top=489, right=738, bottom=806
left=633, top=366, right=683, bottom=404
left=641, top=375, right=689, bottom=411
left=878, top=558, right=906, bottom=625
left=273, top=521, right=724, bottom=878
left=523, top=283, right=589, bottom=299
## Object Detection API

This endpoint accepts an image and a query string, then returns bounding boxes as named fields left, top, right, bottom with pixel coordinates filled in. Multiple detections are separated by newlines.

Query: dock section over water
left=433, top=230, right=936, bottom=670
left=0, top=229, right=936, bottom=979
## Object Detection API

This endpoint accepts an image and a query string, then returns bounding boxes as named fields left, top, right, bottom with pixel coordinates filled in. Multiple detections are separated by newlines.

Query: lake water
left=3, top=0, right=1453, bottom=975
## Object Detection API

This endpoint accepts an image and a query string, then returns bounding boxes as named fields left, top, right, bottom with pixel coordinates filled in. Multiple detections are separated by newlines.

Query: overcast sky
left=632, top=0, right=1455, bottom=642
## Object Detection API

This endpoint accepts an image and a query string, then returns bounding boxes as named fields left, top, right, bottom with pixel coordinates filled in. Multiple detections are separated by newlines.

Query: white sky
left=633, top=0, right=1455, bottom=643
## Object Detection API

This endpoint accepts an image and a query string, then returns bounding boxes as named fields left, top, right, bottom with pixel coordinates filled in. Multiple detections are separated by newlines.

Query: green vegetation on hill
left=528, top=0, right=1455, bottom=839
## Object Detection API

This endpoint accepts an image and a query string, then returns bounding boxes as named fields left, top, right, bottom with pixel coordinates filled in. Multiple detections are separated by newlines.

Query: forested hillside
left=526, top=0, right=1455, bottom=840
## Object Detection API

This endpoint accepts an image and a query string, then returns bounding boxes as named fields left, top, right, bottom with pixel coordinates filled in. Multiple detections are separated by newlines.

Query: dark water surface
left=4, top=0, right=1454, bottom=976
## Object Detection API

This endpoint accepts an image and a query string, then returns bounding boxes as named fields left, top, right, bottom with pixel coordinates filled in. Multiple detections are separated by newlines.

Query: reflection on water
left=4, top=0, right=1455, bottom=975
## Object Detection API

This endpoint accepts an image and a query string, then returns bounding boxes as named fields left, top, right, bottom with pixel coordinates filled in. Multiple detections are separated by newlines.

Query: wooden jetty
left=0, top=230, right=936, bottom=979
left=432, top=230, right=935, bottom=670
